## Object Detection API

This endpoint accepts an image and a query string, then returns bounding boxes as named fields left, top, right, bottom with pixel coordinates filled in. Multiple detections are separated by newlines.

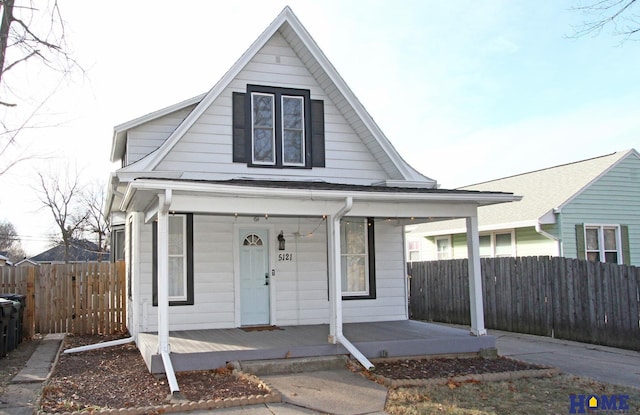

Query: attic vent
left=275, top=56, right=281, bottom=63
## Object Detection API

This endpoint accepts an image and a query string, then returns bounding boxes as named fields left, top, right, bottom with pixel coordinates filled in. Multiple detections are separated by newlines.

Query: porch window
left=340, top=217, right=376, bottom=299
left=152, top=213, right=194, bottom=306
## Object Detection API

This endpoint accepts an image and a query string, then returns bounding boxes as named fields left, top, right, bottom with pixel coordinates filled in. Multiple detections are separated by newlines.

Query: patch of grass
left=386, top=375, right=640, bottom=415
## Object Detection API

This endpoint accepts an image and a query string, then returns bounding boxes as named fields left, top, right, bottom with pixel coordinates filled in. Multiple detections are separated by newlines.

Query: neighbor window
left=340, top=217, right=376, bottom=299
left=585, top=225, right=621, bottom=264
left=153, top=214, right=194, bottom=306
left=111, top=227, right=125, bottom=262
left=478, top=231, right=515, bottom=258
left=435, top=236, right=451, bottom=260
left=407, top=239, right=422, bottom=261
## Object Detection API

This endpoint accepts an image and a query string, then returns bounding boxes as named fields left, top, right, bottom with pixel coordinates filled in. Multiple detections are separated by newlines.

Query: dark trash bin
left=0, top=294, right=25, bottom=346
left=0, top=298, right=13, bottom=357
left=0, top=298, right=19, bottom=353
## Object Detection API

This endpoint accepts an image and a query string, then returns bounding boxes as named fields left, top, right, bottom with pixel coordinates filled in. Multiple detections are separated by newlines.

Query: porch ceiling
left=120, top=178, right=520, bottom=223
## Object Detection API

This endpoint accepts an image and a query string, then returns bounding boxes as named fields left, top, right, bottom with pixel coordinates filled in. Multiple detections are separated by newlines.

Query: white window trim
left=479, top=230, right=516, bottom=258
left=435, top=235, right=452, bottom=260
left=281, top=95, right=306, bottom=167
left=406, top=238, right=422, bottom=262
left=341, top=218, right=370, bottom=297
left=251, top=92, right=276, bottom=165
left=584, top=224, right=622, bottom=264
left=169, top=214, right=188, bottom=302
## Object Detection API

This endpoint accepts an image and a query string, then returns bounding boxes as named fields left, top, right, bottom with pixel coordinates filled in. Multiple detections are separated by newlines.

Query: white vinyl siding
left=135, top=215, right=408, bottom=332
left=125, top=106, right=195, bottom=165
left=155, top=32, right=391, bottom=185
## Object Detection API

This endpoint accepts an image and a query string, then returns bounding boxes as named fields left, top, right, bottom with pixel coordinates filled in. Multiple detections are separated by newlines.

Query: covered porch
left=137, top=320, right=495, bottom=373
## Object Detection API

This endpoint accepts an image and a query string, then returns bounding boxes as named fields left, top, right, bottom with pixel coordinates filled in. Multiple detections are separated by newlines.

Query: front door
left=239, top=229, right=270, bottom=326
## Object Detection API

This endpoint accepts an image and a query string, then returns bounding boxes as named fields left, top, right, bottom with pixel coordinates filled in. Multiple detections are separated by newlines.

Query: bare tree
left=571, top=0, right=640, bottom=40
left=36, top=169, right=89, bottom=263
left=0, top=0, right=81, bottom=176
left=81, top=181, right=110, bottom=261
left=0, top=219, right=25, bottom=262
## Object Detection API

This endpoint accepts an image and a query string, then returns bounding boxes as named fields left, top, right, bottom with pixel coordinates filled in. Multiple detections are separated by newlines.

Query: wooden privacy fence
left=408, top=257, right=640, bottom=351
left=0, top=261, right=126, bottom=337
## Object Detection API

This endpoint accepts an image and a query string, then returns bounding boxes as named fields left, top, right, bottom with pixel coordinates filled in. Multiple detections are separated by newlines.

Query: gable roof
left=112, top=6, right=434, bottom=187
left=416, top=149, right=638, bottom=234
left=29, top=239, right=108, bottom=263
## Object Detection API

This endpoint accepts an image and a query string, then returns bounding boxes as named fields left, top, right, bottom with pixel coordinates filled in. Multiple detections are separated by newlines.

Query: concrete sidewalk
left=0, top=333, right=64, bottom=415
left=492, top=329, right=640, bottom=389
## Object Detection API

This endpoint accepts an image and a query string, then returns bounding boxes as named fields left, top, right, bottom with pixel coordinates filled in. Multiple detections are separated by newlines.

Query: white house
left=105, top=7, right=519, bottom=395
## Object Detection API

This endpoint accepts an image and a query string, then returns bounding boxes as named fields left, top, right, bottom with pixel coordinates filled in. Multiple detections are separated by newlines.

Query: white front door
left=239, top=229, right=270, bottom=326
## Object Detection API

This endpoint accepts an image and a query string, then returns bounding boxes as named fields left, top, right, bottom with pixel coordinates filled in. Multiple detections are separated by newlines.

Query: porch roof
left=118, top=178, right=521, bottom=223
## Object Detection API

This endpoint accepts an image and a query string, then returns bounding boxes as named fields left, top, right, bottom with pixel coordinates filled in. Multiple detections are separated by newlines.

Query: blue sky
left=1, top=0, right=638, bottom=254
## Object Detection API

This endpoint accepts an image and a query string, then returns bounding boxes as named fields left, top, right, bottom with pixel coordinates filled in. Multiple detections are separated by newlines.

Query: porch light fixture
left=277, top=230, right=286, bottom=250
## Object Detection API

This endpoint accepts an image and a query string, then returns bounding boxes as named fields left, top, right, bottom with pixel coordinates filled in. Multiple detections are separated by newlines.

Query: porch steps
left=236, top=355, right=349, bottom=376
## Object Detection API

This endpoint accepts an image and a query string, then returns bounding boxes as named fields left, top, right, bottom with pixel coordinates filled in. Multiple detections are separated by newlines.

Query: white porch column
left=157, top=190, right=171, bottom=353
left=466, top=214, right=487, bottom=336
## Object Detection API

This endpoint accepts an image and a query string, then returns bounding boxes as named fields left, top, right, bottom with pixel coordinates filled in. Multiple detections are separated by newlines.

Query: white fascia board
left=555, top=149, right=635, bottom=212
left=415, top=220, right=541, bottom=237
left=373, top=179, right=438, bottom=189
left=110, top=93, right=205, bottom=163
left=284, top=14, right=434, bottom=185
left=134, top=9, right=295, bottom=171
left=119, top=179, right=519, bottom=214
left=131, top=6, right=434, bottom=186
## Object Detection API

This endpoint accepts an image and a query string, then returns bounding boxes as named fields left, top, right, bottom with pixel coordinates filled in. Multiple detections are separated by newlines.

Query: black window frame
left=341, top=217, right=376, bottom=300
left=152, top=213, right=194, bottom=306
left=232, top=84, right=326, bottom=169
left=246, top=84, right=312, bottom=169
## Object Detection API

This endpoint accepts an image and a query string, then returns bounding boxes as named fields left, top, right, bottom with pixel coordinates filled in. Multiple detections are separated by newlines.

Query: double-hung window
left=251, top=93, right=305, bottom=166
left=478, top=231, right=515, bottom=258
left=233, top=85, right=325, bottom=168
left=585, top=225, right=622, bottom=264
left=340, top=217, right=376, bottom=299
left=153, top=213, right=194, bottom=306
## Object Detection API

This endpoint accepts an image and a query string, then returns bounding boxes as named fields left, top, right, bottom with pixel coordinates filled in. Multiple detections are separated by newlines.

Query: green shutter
left=232, top=92, right=246, bottom=163
left=575, top=224, right=585, bottom=260
left=621, top=225, right=630, bottom=265
left=310, top=99, right=325, bottom=167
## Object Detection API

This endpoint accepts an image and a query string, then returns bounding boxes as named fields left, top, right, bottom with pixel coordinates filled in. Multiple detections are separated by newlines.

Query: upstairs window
left=233, top=85, right=325, bottom=168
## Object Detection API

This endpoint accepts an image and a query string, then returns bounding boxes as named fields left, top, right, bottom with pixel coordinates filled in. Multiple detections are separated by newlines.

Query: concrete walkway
left=0, top=333, right=64, bottom=415
left=492, top=329, right=640, bottom=389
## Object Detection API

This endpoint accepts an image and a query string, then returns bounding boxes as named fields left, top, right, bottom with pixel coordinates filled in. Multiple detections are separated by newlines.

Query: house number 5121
left=278, top=253, right=293, bottom=262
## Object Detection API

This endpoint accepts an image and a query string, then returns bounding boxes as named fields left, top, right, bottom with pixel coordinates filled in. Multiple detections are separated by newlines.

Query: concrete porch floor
left=137, top=320, right=495, bottom=373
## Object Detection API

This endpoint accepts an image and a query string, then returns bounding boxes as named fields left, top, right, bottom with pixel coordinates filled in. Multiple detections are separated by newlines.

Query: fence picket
left=0, top=262, right=126, bottom=337
left=408, top=257, right=640, bottom=351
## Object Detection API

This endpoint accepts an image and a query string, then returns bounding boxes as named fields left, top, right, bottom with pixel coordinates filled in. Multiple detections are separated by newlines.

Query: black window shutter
left=621, top=225, right=630, bottom=265
left=232, top=92, right=246, bottom=163
left=575, top=224, right=585, bottom=260
left=310, top=99, right=325, bottom=167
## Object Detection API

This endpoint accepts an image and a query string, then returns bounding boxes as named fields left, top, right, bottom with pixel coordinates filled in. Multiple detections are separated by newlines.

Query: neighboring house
left=409, top=149, right=640, bottom=266
left=22, top=239, right=109, bottom=264
left=0, top=252, right=12, bottom=266
left=105, top=7, right=518, bottom=389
